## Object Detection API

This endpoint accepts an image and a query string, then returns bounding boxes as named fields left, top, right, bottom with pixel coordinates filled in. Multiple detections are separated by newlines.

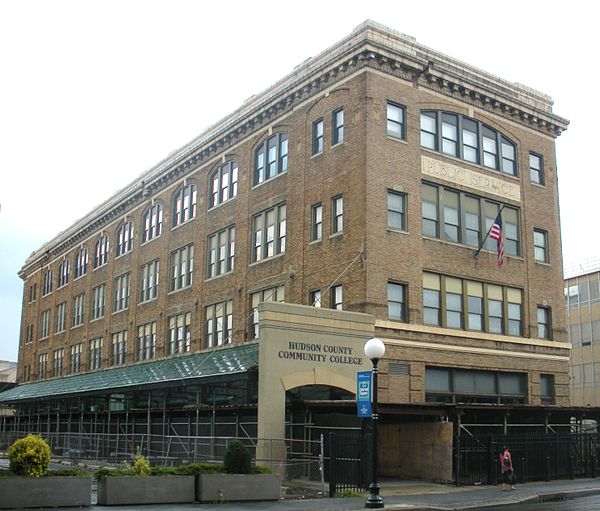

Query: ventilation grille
left=388, top=362, right=410, bottom=376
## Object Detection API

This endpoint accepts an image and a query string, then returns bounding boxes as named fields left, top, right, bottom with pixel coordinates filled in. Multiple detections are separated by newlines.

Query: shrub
left=223, top=440, right=251, bottom=474
left=172, top=463, right=225, bottom=475
left=7, top=434, right=50, bottom=477
left=130, top=451, right=151, bottom=476
left=252, top=464, right=273, bottom=474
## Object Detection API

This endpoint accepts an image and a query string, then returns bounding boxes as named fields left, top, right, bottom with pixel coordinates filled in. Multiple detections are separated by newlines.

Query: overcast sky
left=1, top=0, right=597, bottom=362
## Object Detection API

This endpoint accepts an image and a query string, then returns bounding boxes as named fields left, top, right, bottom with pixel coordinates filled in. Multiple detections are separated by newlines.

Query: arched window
left=43, top=269, right=53, bottom=296
left=74, top=248, right=88, bottom=278
left=172, top=184, right=197, bottom=227
left=94, top=235, right=109, bottom=268
left=142, top=204, right=163, bottom=242
left=209, top=161, right=238, bottom=208
left=57, top=260, right=70, bottom=288
left=116, top=220, right=134, bottom=256
left=254, top=133, right=288, bottom=185
left=420, top=111, right=517, bottom=176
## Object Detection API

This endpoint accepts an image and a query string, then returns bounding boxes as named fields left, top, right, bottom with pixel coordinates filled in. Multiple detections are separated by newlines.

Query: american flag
left=489, top=214, right=504, bottom=267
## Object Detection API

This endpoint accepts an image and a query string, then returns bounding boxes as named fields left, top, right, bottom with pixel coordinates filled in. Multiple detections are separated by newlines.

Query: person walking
left=499, top=447, right=516, bottom=491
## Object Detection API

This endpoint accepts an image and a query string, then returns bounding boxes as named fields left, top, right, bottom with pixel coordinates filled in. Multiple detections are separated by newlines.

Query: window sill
left=208, top=196, right=237, bottom=213
left=57, top=284, right=68, bottom=291
left=252, top=171, right=287, bottom=190
left=74, top=274, right=87, bottom=281
left=331, top=142, right=344, bottom=150
left=329, top=232, right=344, bottom=239
left=167, top=285, right=193, bottom=296
left=421, top=235, right=524, bottom=262
left=309, top=239, right=322, bottom=246
left=311, top=151, right=323, bottom=159
left=531, top=181, right=546, bottom=189
left=111, top=309, right=128, bottom=315
left=205, top=271, right=234, bottom=283
left=138, top=297, right=157, bottom=306
left=114, top=251, right=133, bottom=261
left=90, top=316, right=104, bottom=323
left=71, top=324, right=84, bottom=330
left=92, top=263, right=108, bottom=272
left=249, top=252, right=285, bottom=267
left=171, top=217, right=196, bottom=232
left=140, top=236, right=161, bottom=247
left=534, top=260, right=551, bottom=267
left=387, top=135, right=408, bottom=145
left=386, top=228, right=409, bottom=236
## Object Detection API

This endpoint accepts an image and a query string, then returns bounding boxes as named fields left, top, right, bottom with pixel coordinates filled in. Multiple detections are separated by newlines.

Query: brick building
left=0, top=21, right=581, bottom=480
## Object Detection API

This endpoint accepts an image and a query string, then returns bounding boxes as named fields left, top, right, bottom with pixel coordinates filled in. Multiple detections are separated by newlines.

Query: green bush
left=172, top=463, right=225, bottom=475
left=223, top=440, right=252, bottom=474
left=8, top=434, right=51, bottom=477
left=252, top=464, right=273, bottom=474
left=130, top=451, right=151, bottom=476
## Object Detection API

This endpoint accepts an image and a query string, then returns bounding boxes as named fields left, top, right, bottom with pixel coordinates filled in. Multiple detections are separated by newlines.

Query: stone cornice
left=19, top=20, right=569, bottom=278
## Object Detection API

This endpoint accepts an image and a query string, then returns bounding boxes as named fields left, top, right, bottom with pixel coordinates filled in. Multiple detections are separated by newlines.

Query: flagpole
left=473, top=204, right=506, bottom=260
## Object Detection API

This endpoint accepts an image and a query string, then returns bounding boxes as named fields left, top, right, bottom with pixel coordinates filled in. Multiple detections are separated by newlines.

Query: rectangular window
left=507, top=288, right=522, bottom=336
left=168, top=312, right=191, bottom=355
left=534, top=229, right=548, bottom=263
left=207, top=227, right=234, bottom=278
left=540, top=374, right=555, bottom=404
left=40, top=309, right=50, bottom=339
left=309, top=289, right=322, bottom=307
left=333, top=108, right=344, bottom=145
left=139, top=260, right=159, bottom=302
left=441, top=113, right=458, bottom=157
left=205, top=300, right=233, bottom=348
left=28, top=283, right=37, bottom=303
left=445, top=277, right=463, bottom=328
left=69, top=343, right=82, bottom=374
left=111, top=330, right=127, bottom=366
left=387, top=282, right=406, bottom=322
left=530, top=153, right=544, bottom=185
left=537, top=307, right=551, bottom=339
left=423, top=273, right=441, bottom=326
left=25, top=324, right=33, bottom=344
left=441, top=189, right=460, bottom=242
left=462, top=118, right=479, bottom=163
left=311, top=204, right=323, bottom=241
left=387, top=102, right=405, bottom=139
left=56, top=302, right=66, bottom=333
left=482, top=126, right=498, bottom=169
left=250, top=285, right=284, bottom=339
left=52, top=348, right=64, bottom=377
left=466, top=281, right=483, bottom=331
left=89, top=337, right=102, bottom=370
left=137, top=321, right=156, bottom=361
left=170, top=244, right=194, bottom=291
left=252, top=204, right=286, bottom=262
left=312, top=118, right=324, bottom=155
left=387, top=191, right=406, bottom=231
left=72, top=294, right=84, bottom=327
left=91, top=284, right=106, bottom=320
left=113, top=273, right=130, bottom=312
left=420, top=111, right=437, bottom=149
left=421, top=183, right=439, bottom=237
left=331, top=284, right=343, bottom=310
left=331, top=195, right=343, bottom=235
left=43, top=270, right=53, bottom=296
left=38, top=353, right=48, bottom=380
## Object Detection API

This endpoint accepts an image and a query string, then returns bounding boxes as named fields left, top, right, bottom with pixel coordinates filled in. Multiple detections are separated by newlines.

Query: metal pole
left=366, top=357, right=383, bottom=508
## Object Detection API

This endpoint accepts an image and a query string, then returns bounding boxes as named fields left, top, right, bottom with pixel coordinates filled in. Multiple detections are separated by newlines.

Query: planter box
left=97, top=475, right=195, bottom=505
left=196, top=473, right=281, bottom=502
left=0, top=476, right=91, bottom=509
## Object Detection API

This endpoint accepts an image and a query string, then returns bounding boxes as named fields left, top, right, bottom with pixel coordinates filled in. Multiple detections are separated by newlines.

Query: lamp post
left=364, top=337, right=385, bottom=509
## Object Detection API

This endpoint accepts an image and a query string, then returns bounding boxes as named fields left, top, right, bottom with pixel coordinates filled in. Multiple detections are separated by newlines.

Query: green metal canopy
left=0, top=342, right=259, bottom=403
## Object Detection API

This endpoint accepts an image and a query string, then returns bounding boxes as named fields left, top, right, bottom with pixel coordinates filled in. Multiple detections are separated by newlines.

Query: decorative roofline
left=20, top=20, right=569, bottom=278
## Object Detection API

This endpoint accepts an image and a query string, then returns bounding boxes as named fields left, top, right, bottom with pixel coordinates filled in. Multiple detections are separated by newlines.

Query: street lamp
left=364, top=337, right=385, bottom=509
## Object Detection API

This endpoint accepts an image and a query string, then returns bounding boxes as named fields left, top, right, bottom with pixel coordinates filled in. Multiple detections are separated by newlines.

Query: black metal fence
left=327, top=431, right=372, bottom=496
left=455, top=432, right=600, bottom=485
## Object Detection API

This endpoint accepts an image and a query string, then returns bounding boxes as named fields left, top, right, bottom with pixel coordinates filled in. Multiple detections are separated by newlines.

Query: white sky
left=1, top=0, right=598, bottom=362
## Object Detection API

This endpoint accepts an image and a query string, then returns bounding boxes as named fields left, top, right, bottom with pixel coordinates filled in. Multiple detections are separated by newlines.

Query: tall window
left=40, top=309, right=50, bottom=339
left=137, top=321, right=156, bottom=361
left=94, top=235, right=109, bottom=268
left=387, top=191, right=406, bottom=230
left=311, top=204, right=322, bottom=241
left=387, top=282, right=406, bottom=321
left=69, top=343, right=83, bottom=374
left=331, top=195, right=343, bottom=235
left=420, top=111, right=517, bottom=176
left=111, top=330, right=127, bottom=366
left=534, top=229, right=548, bottom=263
left=312, top=118, right=324, bottom=155
left=52, top=348, right=64, bottom=377
left=168, top=312, right=191, bottom=355
left=422, top=182, right=520, bottom=256
left=333, top=108, right=344, bottom=145
left=309, top=290, right=322, bottom=307
left=172, top=184, right=197, bottom=227
left=74, top=248, right=88, bottom=278
left=139, top=260, right=159, bottom=302
left=537, top=307, right=551, bottom=339
left=252, top=204, right=286, bottom=262
left=210, top=161, right=238, bottom=208
left=170, top=244, right=194, bottom=291
left=55, top=302, right=66, bottom=333
left=25, top=324, right=33, bottom=344
left=250, top=285, right=284, bottom=339
left=331, top=284, right=343, bottom=310
left=28, top=283, right=37, bottom=303
left=540, top=374, right=555, bottom=404
left=207, top=227, right=235, bottom=278
left=89, top=337, right=102, bottom=370
left=72, top=294, right=85, bottom=327
left=387, top=102, right=405, bottom=139
left=91, top=284, right=106, bottom=320
left=116, top=220, right=134, bottom=256
left=142, top=204, right=163, bottom=242
left=423, top=273, right=522, bottom=336
left=38, top=353, right=48, bottom=380
left=57, top=260, right=70, bottom=288
left=254, top=133, right=288, bottom=185
left=43, top=269, right=53, bottom=296
left=113, top=273, right=130, bottom=312
left=530, top=153, right=544, bottom=185
left=205, top=300, right=233, bottom=348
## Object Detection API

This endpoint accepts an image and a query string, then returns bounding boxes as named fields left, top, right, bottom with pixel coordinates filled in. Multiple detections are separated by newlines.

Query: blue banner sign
left=357, top=371, right=372, bottom=417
